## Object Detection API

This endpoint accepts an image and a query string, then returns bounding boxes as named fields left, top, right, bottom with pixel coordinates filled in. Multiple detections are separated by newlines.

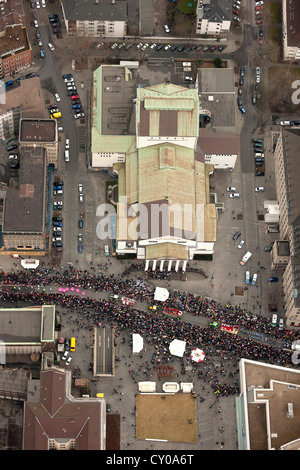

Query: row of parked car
left=109, top=42, right=226, bottom=54
left=62, top=74, right=84, bottom=120
left=253, top=138, right=265, bottom=176
left=52, top=181, right=63, bottom=250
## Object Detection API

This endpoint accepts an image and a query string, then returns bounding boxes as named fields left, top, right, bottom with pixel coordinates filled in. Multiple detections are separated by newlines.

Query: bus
left=70, top=337, right=76, bottom=352
left=240, top=251, right=252, bottom=266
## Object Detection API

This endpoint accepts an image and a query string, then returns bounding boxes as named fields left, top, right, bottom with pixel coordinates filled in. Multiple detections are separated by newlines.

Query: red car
left=233, top=10, right=239, bottom=15
left=259, top=38, right=263, bottom=45
left=210, top=46, right=217, bottom=52
left=71, top=95, right=79, bottom=100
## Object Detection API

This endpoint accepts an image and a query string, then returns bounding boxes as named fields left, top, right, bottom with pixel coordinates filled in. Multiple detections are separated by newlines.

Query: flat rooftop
left=95, top=65, right=136, bottom=136
left=20, top=119, right=56, bottom=143
left=198, top=68, right=236, bottom=129
left=3, top=147, right=45, bottom=233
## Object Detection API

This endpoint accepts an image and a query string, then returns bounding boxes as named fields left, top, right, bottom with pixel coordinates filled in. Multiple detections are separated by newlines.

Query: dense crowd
left=0, top=266, right=299, bottom=378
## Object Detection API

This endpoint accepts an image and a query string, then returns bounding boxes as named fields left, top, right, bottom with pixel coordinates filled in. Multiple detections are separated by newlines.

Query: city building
left=1, top=146, right=48, bottom=253
left=196, top=0, right=231, bottom=36
left=19, top=118, right=58, bottom=168
left=115, top=82, right=217, bottom=269
left=60, top=0, right=127, bottom=38
left=23, top=368, right=106, bottom=450
left=0, top=0, right=32, bottom=78
left=0, top=77, right=46, bottom=141
left=273, top=128, right=300, bottom=327
left=196, top=68, right=239, bottom=169
left=236, top=358, right=300, bottom=450
left=91, top=64, right=136, bottom=169
left=282, top=0, right=300, bottom=61
left=0, top=305, right=56, bottom=364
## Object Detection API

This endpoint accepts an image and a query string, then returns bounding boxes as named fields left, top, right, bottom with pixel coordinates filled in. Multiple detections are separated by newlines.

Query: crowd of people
left=0, top=265, right=299, bottom=381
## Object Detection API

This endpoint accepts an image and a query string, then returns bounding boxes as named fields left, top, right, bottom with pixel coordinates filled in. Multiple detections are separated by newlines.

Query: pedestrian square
left=135, top=393, right=197, bottom=443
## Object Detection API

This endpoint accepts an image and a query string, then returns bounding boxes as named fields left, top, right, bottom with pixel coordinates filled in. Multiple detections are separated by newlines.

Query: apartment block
left=273, top=128, right=300, bottom=327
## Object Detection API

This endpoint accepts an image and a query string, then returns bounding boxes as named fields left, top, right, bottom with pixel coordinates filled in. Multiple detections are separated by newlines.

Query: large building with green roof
left=91, top=66, right=217, bottom=270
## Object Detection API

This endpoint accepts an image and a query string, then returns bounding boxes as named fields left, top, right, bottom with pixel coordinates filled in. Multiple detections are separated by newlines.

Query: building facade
left=282, top=0, right=300, bottom=61
left=196, top=0, right=231, bottom=36
left=273, top=128, right=300, bottom=327
left=19, top=118, right=58, bottom=168
left=60, top=0, right=127, bottom=38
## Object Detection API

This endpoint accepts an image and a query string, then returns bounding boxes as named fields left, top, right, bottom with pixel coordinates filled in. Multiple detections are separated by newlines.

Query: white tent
left=190, top=348, right=205, bottom=362
left=169, top=339, right=186, bottom=357
left=21, top=259, right=40, bottom=269
left=132, top=334, right=143, bottom=354
left=154, top=287, right=169, bottom=302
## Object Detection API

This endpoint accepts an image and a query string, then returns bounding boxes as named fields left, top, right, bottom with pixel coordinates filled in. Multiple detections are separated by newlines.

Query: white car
left=38, top=39, right=42, bottom=46
left=255, top=1, right=264, bottom=6
left=54, top=201, right=63, bottom=206
left=256, top=67, right=260, bottom=75
left=66, top=356, right=72, bottom=365
left=34, top=19, right=38, bottom=27
left=226, top=186, right=236, bottom=192
left=48, top=43, right=54, bottom=51
left=62, top=350, right=68, bottom=361
left=255, top=187, right=264, bottom=192
left=41, top=0, right=46, bottom=6
left=136, top=43, right=143, bottom=49
left=256, top=76, right=261, bottom=83
left=164, top=44, right=171, bottom=51
left=229, top=193, right=240, bottom=198
left=36, top=0, right=40, bottom=7
left=65, top=138, right=70, bottom=149
left=78, top=183, right=83, bottom=193
left=164, top=25, right=170, bottom=33
left=150, top=43, right=157, bottom=49
left=79, top=194, right=84, bottom=203
left=111, top=43, right=118, bottom=49
left=238, top=240, right=245, bottom=249
left=55, top=93, right=60, bottom=102
left=141, top=43, right=149, bottom=51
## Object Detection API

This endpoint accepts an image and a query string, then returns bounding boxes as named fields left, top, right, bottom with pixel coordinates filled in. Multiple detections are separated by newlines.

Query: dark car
left=253, top=138, right=263, bottom=143
left=79, top=219, right=83, bottom=228
left=255, top=172, right=265, bottom=176
left=240, top=67, right=245, bottom=77
left=171, top=45, right=178, bottom=51
left=264, top=245, right=273, bottom=252
left=259, top=29, right=263, bottom=37
left=64, top=338, right=70, bottom=350
left=53, top=221, right=63, bottom=227
left=183, top=47, right=189, bottom=53
left=239, top=77, right=244, bottom=86
left=6, top=144, right=18, bottom=151
left=156, top=45, right=163, bottom=51
left=78, top=243, right=83, bottom=253
left=218, top=45, right=225, bottom=51
left=62, top=73, right=73, bottom=79
left=233, top=231, right=241, bottom=241
left=268, top=277, right=278, bottom=282
left=106, top=404, right=111, bottom=413
left=52, top=217, right=63, bottom=222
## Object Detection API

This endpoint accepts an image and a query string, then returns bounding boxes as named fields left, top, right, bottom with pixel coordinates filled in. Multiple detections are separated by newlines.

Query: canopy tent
left=154, top=287, right=169, bottom=302
left=190, top=348, right=205, bottom=362
left=132, top=334, right=143, bottom=354
left=169, top=339, right=186, bottom=357
left=21, top=259, right=40, bottom=269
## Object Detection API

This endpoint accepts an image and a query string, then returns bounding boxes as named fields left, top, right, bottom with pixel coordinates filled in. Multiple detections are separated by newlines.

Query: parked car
left=255, top=187, right=264, bottom=191
left=78, top=243, right=83, bottom=253
left=268, top=276, right=278, bottom=282
left=252, top=273, right=258, bottom=286
left=238, top=240, right=245, bottom=249
left=233, top=231, right=241, bottom=240
left=164, top=24, right=170, bottom=33
left=264, top=245, right=272, bottom=252
left=230, top=193, right=240, bottom=198
left=62, top=350, right=68, bottom=361
left=48, top=43, right=55, bottom=51
left=227, top=187, right=236, bottom=192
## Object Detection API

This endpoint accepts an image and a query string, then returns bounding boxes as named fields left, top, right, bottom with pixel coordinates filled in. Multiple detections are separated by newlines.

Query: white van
left=251, top=273, right=257, bottom=285
left=64, top=150, right=69, bottom=162
left=245, top=271, right=250, bottom=283
left=271, top=314, right=277, bottom=326
left=240, top=251, right=252, bottom=266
